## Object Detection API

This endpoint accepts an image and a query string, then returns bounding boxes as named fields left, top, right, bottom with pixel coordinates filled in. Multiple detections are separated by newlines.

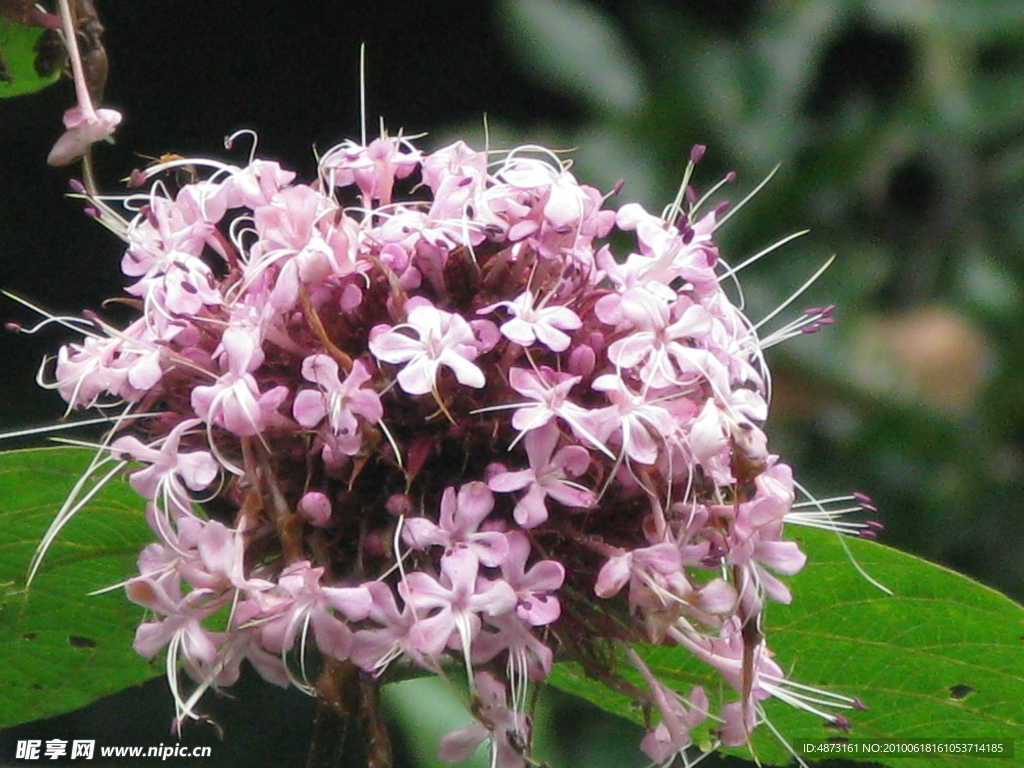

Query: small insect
left=129, top=152, right=199, bottom=188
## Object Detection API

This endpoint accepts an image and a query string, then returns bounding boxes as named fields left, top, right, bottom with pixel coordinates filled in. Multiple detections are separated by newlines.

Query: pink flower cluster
left=49, top=134, right=869, bottom=764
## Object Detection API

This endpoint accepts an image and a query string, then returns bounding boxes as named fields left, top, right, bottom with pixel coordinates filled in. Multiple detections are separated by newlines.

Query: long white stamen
left=752, top=255, right=836, bottom=334
left=715, top=164, right=780, bottom=230
left=791, top=479, right=892, bottom=595
left=0, top=412, right=157, bottom=443
left=717, top=230, right=810, bottom=283
left=27, top=457, right=127, bottom=586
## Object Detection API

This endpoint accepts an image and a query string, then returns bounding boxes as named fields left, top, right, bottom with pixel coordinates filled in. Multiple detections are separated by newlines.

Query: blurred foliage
left=482, top=0, right=1024, bottom=603
left=0, top=19, right=60, bottom=98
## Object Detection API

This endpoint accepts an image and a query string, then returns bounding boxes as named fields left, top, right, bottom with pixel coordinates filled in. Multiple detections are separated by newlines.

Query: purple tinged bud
left=5, top=322, right=23, bottom=333
left=363, top=530, right=386, bottom=557
left=725, top=171, right=737, bottom=183
left=567, top=343, right=596, bottom=377
left=866, top=520, right=884, bottom=530
left=685, top=185, right=697, bottom=205
left=611, top=178, right=626, bottom=196
left=858, top=530, right=878, bottom=540
left=83, top=206, right=99, bottom=219
left=386, top=493, right=413, bottom=517
left=298, top=491, right=332, bottom=527
left=713, top=200, right=731, bottom=216
left=690, top=144, right=706, bottom=164
left=852, top=697, right=868, bottom=711
left=68, top=179, right=86, bottom=193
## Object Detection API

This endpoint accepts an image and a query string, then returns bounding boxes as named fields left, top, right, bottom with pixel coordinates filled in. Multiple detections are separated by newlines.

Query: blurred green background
left=2, top=0, right=1022, bottom=766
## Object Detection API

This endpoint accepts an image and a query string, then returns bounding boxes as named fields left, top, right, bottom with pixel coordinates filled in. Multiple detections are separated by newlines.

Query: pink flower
left=422, top=140, right=489, bottom=221
left=479, top=289, right=582, bottom=352
left=47, top=105, right=122, bottom=166
left=400, top=549, right=517, bottom=657
left=499, top=531, right=564, bottom=626
left=369, top=303, right=492, bottom=395
left=191, top=325, right=288, bottom=438
left=487, top=422, right=595, bottom=528
left=594, top=542, right=681, bottom=600
left=350, top=581, right=453, bottom=674
left=590, top=374, right=678, bottom=465
left=47, top=127, right=853, bottom=751
left=504, top=367, right=609, bottom=456
left=51, top=335, right=129, bottom=409
left=496, top=155, right=587, bottom=230
left=402, top=483, right=510, bottom=567
left=625, top=647, right=709, bottom=763
left=125, top=577, right=219, bottom=665
left=439, top=671, right=529, bottom=768
left=45, top=0, right=123, bottom=166
left=293, top=356, right=382, bottom=454
left=110, top=419, right=218, bottom=517
left=225, top=159, right=297, bottom=208
left=320, top=136, right=421, bottom=207
left=191, top=372, right=288, bottom=438
left=258, top=561, right=371, bottom=661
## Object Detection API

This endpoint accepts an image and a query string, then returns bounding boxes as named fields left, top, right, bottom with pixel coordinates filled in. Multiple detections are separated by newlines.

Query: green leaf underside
left=0, top=21, right=61, bottom=98
left=0, top=447, right=156, bottom=730
left=549, top=528, right=1024, bottom=767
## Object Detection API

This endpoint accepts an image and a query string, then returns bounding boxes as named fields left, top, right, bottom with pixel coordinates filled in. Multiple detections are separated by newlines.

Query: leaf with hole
left=0, top=447, right=156, bottom=730
left=0, top=19, right=61, bottom=97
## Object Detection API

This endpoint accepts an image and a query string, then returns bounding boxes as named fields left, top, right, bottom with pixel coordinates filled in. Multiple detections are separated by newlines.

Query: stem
left=359, top=674, right=393, bottom=768
left=56, top=0, right=96, bottom=120
left=305, top=697, right=351, bottom=768
left=305, top=659, right=357, bottom=768
left=304, top=660, right=393, bottom=768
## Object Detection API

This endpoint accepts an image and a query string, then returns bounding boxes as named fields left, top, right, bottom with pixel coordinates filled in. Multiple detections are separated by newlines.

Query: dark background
left=2, top=1, right=1022, bottom=766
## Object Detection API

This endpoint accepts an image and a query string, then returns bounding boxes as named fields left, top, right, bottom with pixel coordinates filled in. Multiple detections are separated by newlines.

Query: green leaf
left=0, top=20, right=61, bottom=98
left=0, top=447, right=157, bottom=729
left=549, top=527, right=1024, bottom=767
left=497, top=0, right=645, bottom=115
